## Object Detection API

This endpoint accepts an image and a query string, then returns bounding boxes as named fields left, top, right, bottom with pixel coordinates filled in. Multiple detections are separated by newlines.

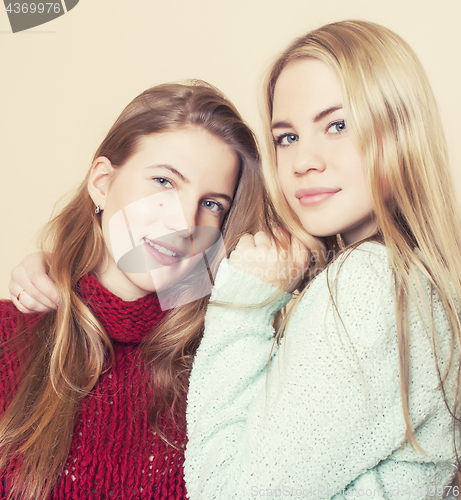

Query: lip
left=142, top=237, right=185, bottom=266
left=295, top=187, right=340, bottom=207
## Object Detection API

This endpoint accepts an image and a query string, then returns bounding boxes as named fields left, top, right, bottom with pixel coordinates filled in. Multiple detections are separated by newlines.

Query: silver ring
left=17, top=289, right=25, bottom=302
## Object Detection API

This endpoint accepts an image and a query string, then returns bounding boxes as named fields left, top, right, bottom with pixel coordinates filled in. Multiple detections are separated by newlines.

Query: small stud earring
left=95, top=205, right=101, bottom=214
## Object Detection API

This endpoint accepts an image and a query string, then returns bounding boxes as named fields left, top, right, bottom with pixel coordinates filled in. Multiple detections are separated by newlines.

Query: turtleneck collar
left=77, top=273, right=167, bottom=343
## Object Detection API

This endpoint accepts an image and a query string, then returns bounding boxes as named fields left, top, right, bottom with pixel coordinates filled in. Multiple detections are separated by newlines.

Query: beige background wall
left=1, top=0, right=460, bottom=299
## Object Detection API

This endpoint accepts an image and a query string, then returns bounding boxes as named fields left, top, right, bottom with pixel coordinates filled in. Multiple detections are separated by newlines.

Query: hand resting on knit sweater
left=9, top=251, right=58, bottom=314
left=228, top=228, right=309, bottom=292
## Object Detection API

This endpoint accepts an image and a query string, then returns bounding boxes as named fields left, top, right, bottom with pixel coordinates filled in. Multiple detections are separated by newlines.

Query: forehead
left=120, top=126, right=240, bottom=189
left=130, top=126, right=236, bottom=164
left=138, top=125, right=228, bottom=150
left=273, top=58, right=343, bottom=115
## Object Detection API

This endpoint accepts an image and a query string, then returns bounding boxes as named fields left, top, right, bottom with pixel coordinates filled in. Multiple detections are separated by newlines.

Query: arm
left=185, top=243, right=448, bottom=499
left=9, top=252, right=58, bottom=313
left=185, top=259, right=292, bottom=499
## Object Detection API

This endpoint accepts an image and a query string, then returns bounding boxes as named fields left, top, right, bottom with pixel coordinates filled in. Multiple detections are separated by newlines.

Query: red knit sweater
left=0, top=274, right=187, bottom=499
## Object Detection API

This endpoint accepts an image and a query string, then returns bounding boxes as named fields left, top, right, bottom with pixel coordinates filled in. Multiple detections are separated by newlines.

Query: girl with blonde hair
left=183, top=21, right=461, bottom=498
left=0, top=80, right=268, bottom=499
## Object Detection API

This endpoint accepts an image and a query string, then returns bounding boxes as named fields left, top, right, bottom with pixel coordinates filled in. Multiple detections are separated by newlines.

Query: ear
left=87, top=156, right=115, bottom=211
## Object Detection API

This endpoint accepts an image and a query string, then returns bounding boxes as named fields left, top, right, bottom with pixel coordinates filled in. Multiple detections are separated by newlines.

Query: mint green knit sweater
left=185, top=243, right=458, bottom=500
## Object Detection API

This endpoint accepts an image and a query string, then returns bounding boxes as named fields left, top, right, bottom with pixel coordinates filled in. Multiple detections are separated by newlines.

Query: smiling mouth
left=142, top=237, right=181, bottom=258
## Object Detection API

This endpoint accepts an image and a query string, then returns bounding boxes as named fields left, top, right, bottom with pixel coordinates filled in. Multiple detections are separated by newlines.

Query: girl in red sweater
left=0, top=81, right=268, bottom=499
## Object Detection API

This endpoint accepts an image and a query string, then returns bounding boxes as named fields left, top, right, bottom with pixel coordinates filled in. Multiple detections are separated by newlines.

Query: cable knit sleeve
left=185, top=243, right=457, bottom=500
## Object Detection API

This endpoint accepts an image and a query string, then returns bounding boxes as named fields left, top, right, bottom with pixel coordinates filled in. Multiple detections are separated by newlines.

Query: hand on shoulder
left=9, top=252, right=59, bottom=314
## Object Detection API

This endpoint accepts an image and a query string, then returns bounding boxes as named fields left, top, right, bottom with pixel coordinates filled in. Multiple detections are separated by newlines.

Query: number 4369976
left=5, top=3, right=61, bottom=14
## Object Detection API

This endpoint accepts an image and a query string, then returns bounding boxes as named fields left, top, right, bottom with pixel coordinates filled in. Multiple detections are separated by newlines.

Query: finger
left=27, top=272, right=60, bottom=307
left=253, top=231, right=274, bottom=249
left=10, top=266, right=59, bottom=309
left=234, top=234, right=256, bottom=251
left=9, top=276, right=58, bottom=312
left=20, top=290, right=56, bottom=313
left=10, top=288, right=55, bottom=314
left=9, top=273, right=58, bottom=310
left=10, top=297, right=34, bottom=314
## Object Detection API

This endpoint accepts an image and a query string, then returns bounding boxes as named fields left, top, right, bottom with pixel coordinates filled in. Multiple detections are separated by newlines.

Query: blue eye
left=202, top=200, right=224, bottom=213
left=326, top=120, right=346, bottom=134
left=153, top=177, right=173, bottom=188
left=274, top=133, right=299, bottom=147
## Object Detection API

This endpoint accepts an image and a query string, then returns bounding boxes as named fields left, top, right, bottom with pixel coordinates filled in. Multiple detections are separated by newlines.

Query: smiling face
left=272, top=58, right=377, bottom=246
left=90, top=126, right=239, bottom=301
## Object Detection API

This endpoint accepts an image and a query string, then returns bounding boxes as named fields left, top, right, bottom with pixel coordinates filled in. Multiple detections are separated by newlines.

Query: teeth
left=144, top=238, right=179, bottom=258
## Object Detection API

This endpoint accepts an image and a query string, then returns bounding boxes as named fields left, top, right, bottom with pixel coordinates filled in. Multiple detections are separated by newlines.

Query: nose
left=163, top=197, right=199, bottom=238
left=292, top=138, right=326, bottom=175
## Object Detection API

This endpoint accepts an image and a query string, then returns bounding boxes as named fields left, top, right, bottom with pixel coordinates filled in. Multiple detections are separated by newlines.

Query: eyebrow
left=313, top=105, right=342, bottom=123
left=208, top=192, right=233, bottom=204
left=147, top=164, right=189, bottom=183
left=147, top=165, right=233, bottom=204
left=271, top=104, right=343, bottom=130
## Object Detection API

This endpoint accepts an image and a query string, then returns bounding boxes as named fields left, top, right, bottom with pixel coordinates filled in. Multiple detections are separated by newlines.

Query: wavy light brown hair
left=262, top=20, right=461, bottom=450
left=0, top=81, right=270, bottom=499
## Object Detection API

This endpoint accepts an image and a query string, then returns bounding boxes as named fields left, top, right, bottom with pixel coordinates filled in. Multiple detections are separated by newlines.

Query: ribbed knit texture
left=0, top=273, right=187, bottom=499
left=186, top=243, right=458, bottom=500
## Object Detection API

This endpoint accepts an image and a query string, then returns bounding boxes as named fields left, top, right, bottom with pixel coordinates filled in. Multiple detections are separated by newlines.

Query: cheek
left=276, top=155, right=284, bottom=186
left=197, top=209, right=222, bottom=230
left=344, top=146, right=369, bottom=195
left=276, top=163, right=291, bottom=202
left=349, top=164, right=375, bottom=218
left=127, top=191, right=185, bottom=240
left=356, top=166, right=372, bottom=203
left=103, top=179, right=134, bottom=220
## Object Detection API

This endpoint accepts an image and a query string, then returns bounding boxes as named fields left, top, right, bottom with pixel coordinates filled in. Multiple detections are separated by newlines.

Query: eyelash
left=273, top=120, right=347, bottom=148
left=201, top=200, right=224, bottom=213
left=273, top=133, right=298, bottom=148
left=153, top=177, right=174, bottom=188
left=152, top=177, right=224, bottom=213
left=326, top=120, right=346, bottom=135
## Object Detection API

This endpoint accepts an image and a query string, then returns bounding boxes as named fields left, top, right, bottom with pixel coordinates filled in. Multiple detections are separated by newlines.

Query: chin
left=299, top=222, right=337, bottom=239
left=150, top=266, right=193, bottom=293
left=124, top=266, right=190, bottom=296
left=125, top=273, right=157, bottom=295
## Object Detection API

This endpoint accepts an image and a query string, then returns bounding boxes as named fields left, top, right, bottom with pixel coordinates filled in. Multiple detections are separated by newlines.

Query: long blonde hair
left=0, top=81, right=270, bottom=499
left=263, top=20, right=461, bottom=449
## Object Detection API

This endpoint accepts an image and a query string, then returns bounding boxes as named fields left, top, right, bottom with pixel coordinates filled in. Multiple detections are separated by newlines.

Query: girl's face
left=90, top=126, right=239, bottom=301
left=272, top=58, right=377, bottom=246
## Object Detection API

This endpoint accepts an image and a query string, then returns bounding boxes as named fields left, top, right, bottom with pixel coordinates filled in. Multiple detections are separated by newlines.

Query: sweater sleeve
left=185, top=259, right=292, bottom=498
left=185, top=243, right=454, bottom=500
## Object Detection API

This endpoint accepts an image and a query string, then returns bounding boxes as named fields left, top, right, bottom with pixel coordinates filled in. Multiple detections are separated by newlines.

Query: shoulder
left=322, top=241, right=394, bottom=313
left=327, top=241, right=391, bottom=283
left=304, top=242, right=393, bottom=311
left=289, top=242, right=395, bottom=353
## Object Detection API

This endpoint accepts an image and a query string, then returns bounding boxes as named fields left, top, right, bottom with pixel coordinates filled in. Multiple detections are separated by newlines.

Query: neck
left=96, top=259, right=151, bottom=302
left=342, top=217, right=378, bottom=247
